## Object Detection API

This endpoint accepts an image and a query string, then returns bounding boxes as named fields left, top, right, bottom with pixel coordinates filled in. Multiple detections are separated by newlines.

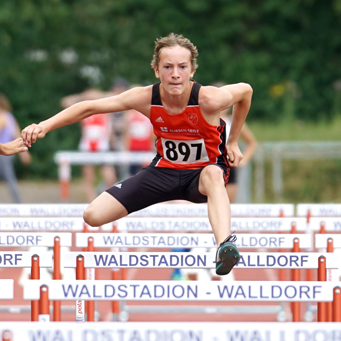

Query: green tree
left=1, top=0, right=340, bottom=178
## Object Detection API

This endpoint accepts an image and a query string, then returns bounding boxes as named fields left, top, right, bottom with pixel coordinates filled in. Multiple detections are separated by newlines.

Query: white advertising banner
left=130, top=203, right=295, bottom=217
left=297, top=203, right=341, bottom=217
left=76, top=233, right=312, bottom=249
left=0, top=322, right=341, bottom=341
left=0, top=232, right=72, bottom=246
left=309, top=217, right=341, bottom=231
left=62, top=252, right=338, bottom=269
left=116, top=217, right=306, bottom=232
left=315, top=234, right=341, bottom=248
left=0, top=218, right=89, bottom=231
left=0, top=252, right=52, bottom=267
left=0, top=204, right=87, bottom=217
left=23, top=280, right=335, bottom=302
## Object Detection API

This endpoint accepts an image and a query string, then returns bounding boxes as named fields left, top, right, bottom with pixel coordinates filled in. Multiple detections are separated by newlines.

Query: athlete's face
left=154, top=45, right=194, bottom=95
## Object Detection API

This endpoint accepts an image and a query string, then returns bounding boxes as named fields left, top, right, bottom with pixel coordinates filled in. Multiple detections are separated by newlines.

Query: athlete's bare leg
left=226, top=183, right=237, bottom=204
left=83, top=191, right=128, bottom=227
left=198, top=165, right=231, bottom=245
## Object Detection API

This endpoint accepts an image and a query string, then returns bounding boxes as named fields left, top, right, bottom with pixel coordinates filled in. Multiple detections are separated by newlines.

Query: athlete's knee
left=83, top=206, right=101, bottom=227
left=201, top=165, right=224, bottom=186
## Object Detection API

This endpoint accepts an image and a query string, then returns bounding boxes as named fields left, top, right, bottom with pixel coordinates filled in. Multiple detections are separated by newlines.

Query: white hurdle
left=59, top=251, right=338, bottom=322
left=111, top=217, right=306, bottom=232
left=0, top=203, right=312, bottom=325
left=0, top=204, right=88, bottom=217
left=23, top=280, right=338, bottom=302
left=0, top=232, right=72, bottom=322
left=296, top=205, right=341, bottom=321
left=76, top=232, right=311, bottom=249
left=309, top=217, right=341, bottom=232
left=0, top=203, right=294, bottom=217
left=297, top=203, right=341, bottom=218
left=0, top=252, right=52, bottom=268
left=0, top=217, right=92, bottom=231
left=0, top=232, right=72, bottom=247
left=62, top=252, right=338, bottom=270
left=129, top=203, right=295, bottom=217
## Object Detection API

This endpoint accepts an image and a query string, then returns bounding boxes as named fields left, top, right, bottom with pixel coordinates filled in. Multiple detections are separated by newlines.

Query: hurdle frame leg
left=53, top=236, right=61, bottom=321
left=2, top=330, right=12, bottom=341
left=317, top=256, right=327, bottom=322
left=76, top=255, right=85, bottom=322
left=291, top=237, right=300, bottom=322
left=87, top=237, right=95, bottom=322
left=326, top=238, right=334, bottom=321
left=333, top=287, right=341, bottom=322
left=39, top=285, right=50, bottom=322
left=31, top=254, right=40, bottom=322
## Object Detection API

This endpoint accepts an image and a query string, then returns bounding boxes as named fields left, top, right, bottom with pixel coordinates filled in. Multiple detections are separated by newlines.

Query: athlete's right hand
left=21, top=123, right=46, bottom=147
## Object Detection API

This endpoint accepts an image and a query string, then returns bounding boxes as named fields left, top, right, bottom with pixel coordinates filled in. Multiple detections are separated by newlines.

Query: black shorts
left=228, top=167, right=237, bottom=184
left=106, top=164, right=228, bottom=214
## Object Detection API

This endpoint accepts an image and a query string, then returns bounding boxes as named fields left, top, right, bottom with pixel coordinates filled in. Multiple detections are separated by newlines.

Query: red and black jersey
left=149, top=82, right=229, bottom=171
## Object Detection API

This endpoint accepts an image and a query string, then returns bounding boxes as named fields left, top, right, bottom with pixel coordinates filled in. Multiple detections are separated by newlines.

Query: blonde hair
left=151, top=33, right=198, bottom=72
left=0, top=94, right=12, bottom=112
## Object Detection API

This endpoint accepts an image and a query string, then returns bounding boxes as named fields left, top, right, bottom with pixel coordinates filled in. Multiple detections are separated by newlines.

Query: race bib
left=161, top=138, right=209, bottom=164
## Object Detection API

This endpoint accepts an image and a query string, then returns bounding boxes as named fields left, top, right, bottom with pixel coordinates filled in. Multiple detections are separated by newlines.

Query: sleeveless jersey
left=149, top=82, right=229, bottom=170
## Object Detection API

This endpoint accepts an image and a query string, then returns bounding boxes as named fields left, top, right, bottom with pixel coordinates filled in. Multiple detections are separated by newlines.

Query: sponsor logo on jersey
left=156, top=116, right=164, bottom=123
left=188, top=113, right=198, bottom=125
left=160, top=127, right=168, bottom=132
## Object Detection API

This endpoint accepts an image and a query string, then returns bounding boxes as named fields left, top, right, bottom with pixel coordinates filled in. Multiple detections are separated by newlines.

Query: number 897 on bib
left=161, top=138, right=209, bottom=164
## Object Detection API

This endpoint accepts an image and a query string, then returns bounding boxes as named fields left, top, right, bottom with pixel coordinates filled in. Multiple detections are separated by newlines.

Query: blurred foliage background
left=1, top=0, right=341, bottom=202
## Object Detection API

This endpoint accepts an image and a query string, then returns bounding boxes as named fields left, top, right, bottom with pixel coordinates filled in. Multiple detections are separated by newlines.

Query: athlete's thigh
left=106, top=166, right=182, bottom=214
left=83, top=191, right=128, bottom=227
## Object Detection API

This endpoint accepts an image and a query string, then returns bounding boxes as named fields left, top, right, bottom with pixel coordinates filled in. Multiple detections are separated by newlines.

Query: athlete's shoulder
left=198, top=85, right=231, bottom=114
left=119, top=85, right=153, bottom=114
left=127, top=84, right=153, bottom=97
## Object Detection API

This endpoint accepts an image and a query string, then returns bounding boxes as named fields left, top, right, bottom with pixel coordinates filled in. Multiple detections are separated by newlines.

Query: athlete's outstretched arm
left=22, top=86, right=151, bottom=147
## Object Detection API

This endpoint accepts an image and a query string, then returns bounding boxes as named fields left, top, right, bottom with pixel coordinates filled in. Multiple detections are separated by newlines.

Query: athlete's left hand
left=226, top=142, right=243, bottom=168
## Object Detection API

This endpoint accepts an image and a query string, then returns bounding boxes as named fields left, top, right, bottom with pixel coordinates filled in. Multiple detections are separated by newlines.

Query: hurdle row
left=0, top=203, right=295, bottom=217
left=1, top=227, right=340, bottom=321
left=76, top=227, right=341, bottom=323
left=1, top=202, right=341, bottom=217
left=0, top=216, right=341, bottom=232
left=0, top=227, right=313, bottom=322
left=1, top=321, right=341, bottom=341
left=1, top=246, right=341, bottom=322
left=1, top=274, right=340, bottom=323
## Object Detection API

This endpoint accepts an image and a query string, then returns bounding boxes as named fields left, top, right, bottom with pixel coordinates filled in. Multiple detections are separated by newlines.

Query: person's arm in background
left=0, top=113, right=28, bottom=156
left=238, top=123, right=257, bottom=167
left=14, top=120, right=31, bottom=164
left=0, top=138, right=28, bottom=156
